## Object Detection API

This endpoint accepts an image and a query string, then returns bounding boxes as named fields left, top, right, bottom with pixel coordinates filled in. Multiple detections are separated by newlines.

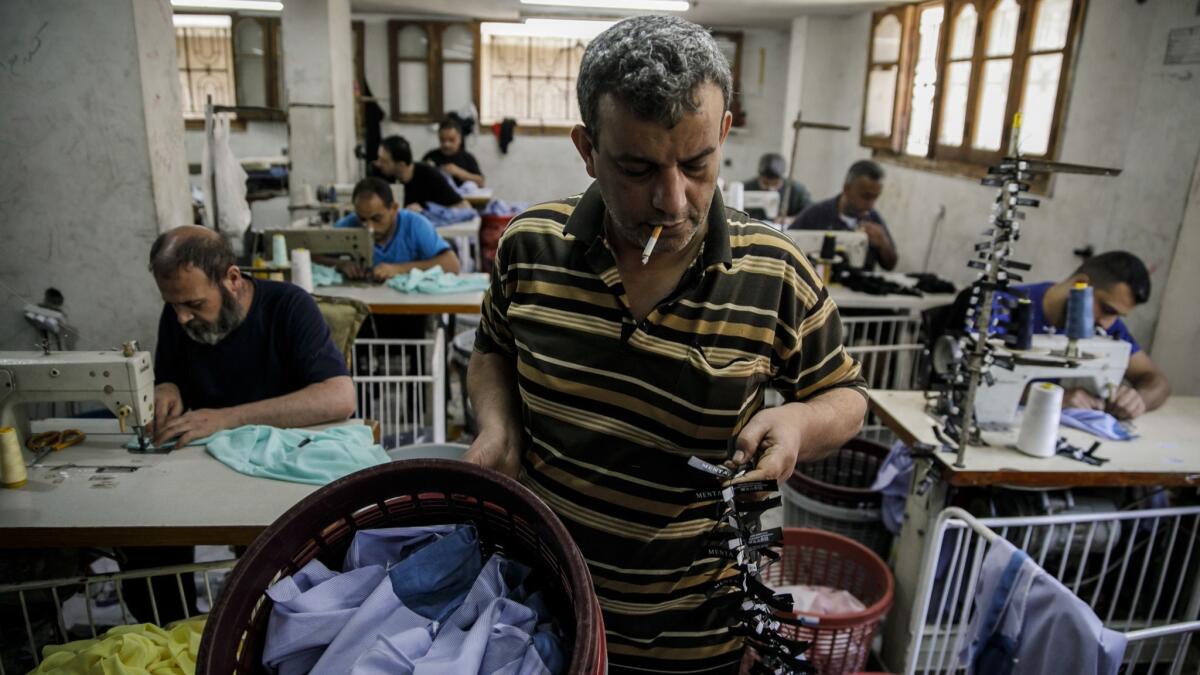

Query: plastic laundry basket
left=784, top=437, right=892, bottom=558
left=753, top=528, right=894, bottom=675
left=198, top=459, right=606, bottom=673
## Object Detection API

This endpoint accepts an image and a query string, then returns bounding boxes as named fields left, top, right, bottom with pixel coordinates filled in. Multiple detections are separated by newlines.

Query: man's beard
left=183, top=285, right=244, bottom=345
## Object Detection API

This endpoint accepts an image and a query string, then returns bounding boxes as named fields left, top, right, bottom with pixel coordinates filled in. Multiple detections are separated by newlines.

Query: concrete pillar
left=0, top=0, right=189, bottom=352
left=282, top=0, right=356, bottom=197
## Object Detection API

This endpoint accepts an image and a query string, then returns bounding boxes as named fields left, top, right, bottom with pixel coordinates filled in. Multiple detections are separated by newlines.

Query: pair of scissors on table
left=27, top=429, right=87, bottom=465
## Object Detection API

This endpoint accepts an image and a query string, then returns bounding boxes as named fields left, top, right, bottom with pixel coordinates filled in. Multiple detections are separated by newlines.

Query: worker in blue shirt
left=991, top=251, right=1170, bottom=419
left=332, top=177, right=460, bottom=282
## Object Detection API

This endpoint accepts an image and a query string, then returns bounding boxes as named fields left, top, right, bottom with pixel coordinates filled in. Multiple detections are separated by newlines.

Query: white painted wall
left=1152, top=148, right=1200, bottom=396
left=0, top=0, right=189, bottom=352
left=798, top=0, right=1200, bottom=354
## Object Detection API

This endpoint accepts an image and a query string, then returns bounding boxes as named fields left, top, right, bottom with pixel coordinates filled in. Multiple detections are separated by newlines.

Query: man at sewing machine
left=997, top=251, right=1170, bottom=420
left=374, top=135, right=470, bottom=212
left=333, top=177, right=461, bottom=281
left=743, top=152, right=810, bottom=222
left=150, top=226, right=356, bottom=446
left=789, top=160, right=898, bottom=271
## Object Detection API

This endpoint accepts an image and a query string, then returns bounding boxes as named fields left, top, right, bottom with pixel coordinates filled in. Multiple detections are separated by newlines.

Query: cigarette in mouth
left=641, top=225, right=664, bottom=265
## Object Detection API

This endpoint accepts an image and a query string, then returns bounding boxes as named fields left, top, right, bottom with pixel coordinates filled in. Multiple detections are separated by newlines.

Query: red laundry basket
left=745, top=528, right=894, bottom=675
left=479, top=214, right=515, bottom=273
left=197, top=459, right=606, bottom=673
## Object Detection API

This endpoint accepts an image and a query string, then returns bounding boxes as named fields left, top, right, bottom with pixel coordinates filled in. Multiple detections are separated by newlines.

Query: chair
left=313, top=295, right=370, bottom=368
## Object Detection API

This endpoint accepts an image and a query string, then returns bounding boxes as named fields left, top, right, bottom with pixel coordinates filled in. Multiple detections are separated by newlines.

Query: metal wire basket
left=784, top=438, right=892, bottom=558
left=197, top=459, right=606, bottom=673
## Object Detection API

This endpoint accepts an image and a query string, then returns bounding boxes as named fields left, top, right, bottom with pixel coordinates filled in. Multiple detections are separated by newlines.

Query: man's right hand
left=153, top=383, right=184, bottom=435
left=463, top=428, right=522, bottom=478
left=1062, top=387, right=1104, bottom=410
left=336, top=261, right=368, bottom=281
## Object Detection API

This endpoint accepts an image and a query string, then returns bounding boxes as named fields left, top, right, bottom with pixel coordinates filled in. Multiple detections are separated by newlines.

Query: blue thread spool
left=1066, top=282, right=1094, bottom=340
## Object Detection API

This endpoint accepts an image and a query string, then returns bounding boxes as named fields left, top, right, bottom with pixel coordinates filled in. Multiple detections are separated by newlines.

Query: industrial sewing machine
left=934, top=333, right=1130, bottom=431
left=785, top=229, right=870, bottom=268
left=0, top=341, right=155, bottom=454
left=261, top=227, right=373, bottom=270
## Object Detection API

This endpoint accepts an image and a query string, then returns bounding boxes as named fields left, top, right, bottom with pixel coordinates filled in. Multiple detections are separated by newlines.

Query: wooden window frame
left=388, top=20, right=480, bottom=124
left=180, top=13, right=284, bottom=130
left=864, top=0, right=1087, bottom=185
left=711, top=31, right=747, bottom=128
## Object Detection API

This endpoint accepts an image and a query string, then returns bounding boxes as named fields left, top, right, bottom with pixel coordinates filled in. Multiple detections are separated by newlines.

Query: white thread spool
left=1, top=427, right=27, bottom=488
left=1016, top=382, right=1063, bottom=458
left=726, top=181, right=745, bottom=211
left=272, top=234, right=289, bottom=267
left=291, top=248, right=314, bottom=293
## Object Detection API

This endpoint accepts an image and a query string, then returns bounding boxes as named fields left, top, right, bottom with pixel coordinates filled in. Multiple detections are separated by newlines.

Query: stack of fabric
left=262, top=524, right=565, bottom=674
left=385, top=266, right=490, bottom=295
left=29, top=617, right=206, bottom=674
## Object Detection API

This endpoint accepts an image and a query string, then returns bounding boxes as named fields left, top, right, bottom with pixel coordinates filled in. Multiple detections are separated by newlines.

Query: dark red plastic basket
left=197, top=459, right=606, bottom=673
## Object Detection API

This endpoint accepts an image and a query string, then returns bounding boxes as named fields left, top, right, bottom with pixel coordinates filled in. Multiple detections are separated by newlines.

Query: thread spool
left=1012, top=297, right=1034, bottom=350
left=272, top=234, right=289, bottom=267
left=291, top=248, right=314, bottom=293
left=819, top=233, right=838, bottom=261
left=1, top=427, right=27, bottom=488
left=1016, top=382, right=1063, bottom=458
left=1066, top=282, right=1094, bottom=340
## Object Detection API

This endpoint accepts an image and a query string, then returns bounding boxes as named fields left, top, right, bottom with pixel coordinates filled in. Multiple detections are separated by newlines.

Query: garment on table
left=481, top=200, right=529, bottom=217
left=869, top=440, right=913, bottom=536
left=154, top=277, right=349, bottom=411
left=772, top=584, right=865, bottom=615
left=474, top=181, right=866, bottom=673
left=988, top=281, right=1142, bottom=354
left=422, top=203, right=479, bottom=227
left=742, top=177, right=811, bottom=220
left=404, top=163, right=465, bottom=208
left=205, top=424, right=388, bottom=485
left=422, top=148, right=482, bottom=187
left=312, top=263, right=345, bottom=287
left=31, top=618, right=206, bottom=675
left=789, top=195, right=895, bottom=271
left=1059, top=408, right=1138, bottom=441
left=959, top=537, right=1126, bottom=675
left=335, top=209, right=450, bottom=266
left=385, top=266, right=490, bottom=295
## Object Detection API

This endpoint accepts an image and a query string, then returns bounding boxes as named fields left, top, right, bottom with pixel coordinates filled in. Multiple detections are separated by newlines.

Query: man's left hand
left=860, top=221, right=888, bottom=247
left=443, top=163, right=465, bottom=179
left=372, top=263, right=404, bottom=281
left=154, top=408, right=236, bottom=448
left=729, top=406, right=811, bottom=483
left=1106, top=385, right=1146, bottom=420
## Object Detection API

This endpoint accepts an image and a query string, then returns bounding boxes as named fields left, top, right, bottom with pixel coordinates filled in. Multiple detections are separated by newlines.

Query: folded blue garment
left=389, top=525, right=483, bottom=622
left=206, top=424, right=389, bottom=485
left=423, top=203, right=478, bottom=226
left=384, top=265, right=490, bottom=295
left=481, top=199, right=529, bottom=217
left=312, top=263, right=345, bottom=287
left=1059, top=408, right=1137, bottom=441
left=344, top=525, right=458, bottom=571
left=869, top=440, right=913, bottom=536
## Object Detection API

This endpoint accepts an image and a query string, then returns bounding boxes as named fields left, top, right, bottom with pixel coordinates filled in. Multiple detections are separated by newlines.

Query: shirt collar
left=563, top=181, right=733, bottom=269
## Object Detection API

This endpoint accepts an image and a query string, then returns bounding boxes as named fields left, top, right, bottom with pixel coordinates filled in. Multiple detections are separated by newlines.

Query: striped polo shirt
left=475, top=182, right=865, bottom=674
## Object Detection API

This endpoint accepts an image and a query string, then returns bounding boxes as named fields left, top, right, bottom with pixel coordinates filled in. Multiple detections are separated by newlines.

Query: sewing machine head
left=263, top=227, right=373, bottom=269
left=785, top=230, right=870, bottom=268
left=974, top=333, right=1130, bottom=430
left=0, top=341, right=155, bottom=451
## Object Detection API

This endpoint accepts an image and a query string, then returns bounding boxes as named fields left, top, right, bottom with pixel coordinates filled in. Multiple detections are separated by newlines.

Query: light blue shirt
left=335, top=209, right=450, bottom=266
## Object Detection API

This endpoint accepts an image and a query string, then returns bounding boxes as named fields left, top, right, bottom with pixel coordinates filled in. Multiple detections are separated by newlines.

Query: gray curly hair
left=576, top=16, right=732, bottom=144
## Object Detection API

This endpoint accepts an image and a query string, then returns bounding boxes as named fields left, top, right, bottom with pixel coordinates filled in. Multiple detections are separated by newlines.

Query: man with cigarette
left=465, top=16, right=866, bottom=674
left=790, top=160, right=898, bottom=271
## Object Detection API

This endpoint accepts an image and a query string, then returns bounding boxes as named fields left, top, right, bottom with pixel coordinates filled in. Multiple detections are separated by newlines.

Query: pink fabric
left=772, top=584, right=865, bottom=615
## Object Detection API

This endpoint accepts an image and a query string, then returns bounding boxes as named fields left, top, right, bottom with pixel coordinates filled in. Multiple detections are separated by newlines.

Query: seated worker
left=996, top=251, right=1170, bottom=420
left=124, top=225, right=357, bottom=624
left=743, top=152, right=810, bottom=223
left=422, top=116, right=485, bottom=187
left=790, top=159, right=898, bottom=271
left=374, top=135, right=469, bottom=212
left=332, top=177, right=460, bottom=281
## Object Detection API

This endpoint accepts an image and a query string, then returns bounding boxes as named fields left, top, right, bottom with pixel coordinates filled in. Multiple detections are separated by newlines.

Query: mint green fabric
left=203, top=424, right=388, bottom=485
left=312, top=263, right=345, bottom=287
left=383, top=266, right=490, bottom=294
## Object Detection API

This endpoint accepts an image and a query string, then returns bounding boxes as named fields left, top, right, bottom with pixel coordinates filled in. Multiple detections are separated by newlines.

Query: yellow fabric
left=30, top=617, right=205, bottom=675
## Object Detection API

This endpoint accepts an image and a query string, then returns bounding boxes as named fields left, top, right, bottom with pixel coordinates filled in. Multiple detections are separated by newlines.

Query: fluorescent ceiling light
left=171, top=0, right=283, bottom=11
left=520, top=0, right=689, bottom=12
left=482, top=19, right=617, bottom=39
left=173, top=14, right=233, bottom=27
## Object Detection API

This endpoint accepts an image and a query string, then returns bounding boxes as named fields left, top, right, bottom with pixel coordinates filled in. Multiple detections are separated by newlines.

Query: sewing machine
left=785, top=230, right=870, bottom=268
left=261, top=227, right=373, bottom=269
left=0, top=342, right=155, bottom=453
left=962, top=333, right=1130, bottom=430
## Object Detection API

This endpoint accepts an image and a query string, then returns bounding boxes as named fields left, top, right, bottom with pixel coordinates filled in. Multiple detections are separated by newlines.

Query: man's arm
left=153, top=376, right=357, bottom=447
left=860, top=220, right=897, bottom=271
left=444, top=163, right=486, bottom=187
left=1108, top=351, right=1170, bottom=419
left=373, top=249, right=461, bottom=280
left=463, top=350, right=524, bottom=477
left=733, top=388, right=866, bottom=483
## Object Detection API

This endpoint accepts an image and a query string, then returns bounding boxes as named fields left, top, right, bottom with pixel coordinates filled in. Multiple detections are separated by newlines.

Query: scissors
left=27, top=429, right=87, bottom=464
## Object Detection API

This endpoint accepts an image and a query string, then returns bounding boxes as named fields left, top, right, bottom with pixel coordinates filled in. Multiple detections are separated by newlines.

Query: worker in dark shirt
left=374, top=135, right=469, bottom=213
left=422, top=116, right=485, bottom=187
left=790, top=160, right=898, bottom=271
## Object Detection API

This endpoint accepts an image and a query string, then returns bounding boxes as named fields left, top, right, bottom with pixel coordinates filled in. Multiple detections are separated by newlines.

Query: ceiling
left=348, top=0, right=889, bottom=27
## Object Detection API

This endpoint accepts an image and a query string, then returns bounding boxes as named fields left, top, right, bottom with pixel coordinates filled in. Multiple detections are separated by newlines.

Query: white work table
left=869, top=390, right=1200, bottom=487
left=828, top=286, right=955, bottom=313
left=316, top=278, right=486, bottom=315
left=0, top=421, right=379, bottom=548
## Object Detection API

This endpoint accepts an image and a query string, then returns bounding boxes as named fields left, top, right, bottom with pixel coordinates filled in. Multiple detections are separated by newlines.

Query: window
left=174, top=14, right=283, bottom=123
left=861, top=0, right=1086, bottom=171
left=388, top=21, right=478, bottom=123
